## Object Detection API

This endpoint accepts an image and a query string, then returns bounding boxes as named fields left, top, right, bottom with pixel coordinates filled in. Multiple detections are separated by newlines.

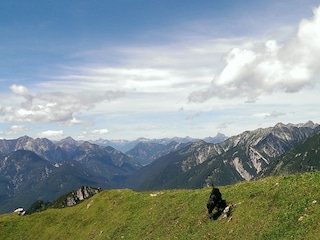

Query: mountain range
left=90, top=133, right=228, bottom=152
left=0, top=121, right=319, bottom=213
left=125, top=121, right=320, bottom=190
left=0, top=134, right=227, bottom=213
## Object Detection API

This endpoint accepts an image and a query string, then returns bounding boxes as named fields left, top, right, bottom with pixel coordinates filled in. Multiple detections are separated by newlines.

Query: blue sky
left=1, top=0, right=320, bottom=140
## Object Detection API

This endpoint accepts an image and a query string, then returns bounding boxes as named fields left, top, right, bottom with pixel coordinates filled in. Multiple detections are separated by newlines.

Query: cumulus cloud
left=6, top=85, right=125, bottom=124
left=10, top=84, right=33, bottom=109
left=79, top=128, right=109, bottom=139
left=188, top=6, right=320, bottom=102
left=10, top=84, right=29, bottom=96
left=38, top=130, right=64, bottom=138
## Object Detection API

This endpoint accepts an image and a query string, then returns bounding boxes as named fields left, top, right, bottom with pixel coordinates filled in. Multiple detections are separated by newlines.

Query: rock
left=66, top=186, right=101, bottom=207
left=223, top=206, right=231, bottom=217
left=14, top=207, right=25, bottom=216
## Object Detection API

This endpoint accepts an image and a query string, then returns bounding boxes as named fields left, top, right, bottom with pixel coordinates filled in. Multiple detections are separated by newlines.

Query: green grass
left=1, top=172, right=320, bottom=239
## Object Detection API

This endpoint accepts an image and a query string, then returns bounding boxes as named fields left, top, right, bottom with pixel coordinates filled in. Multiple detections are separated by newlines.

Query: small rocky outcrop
left=26, top=186, right=102, bottom=214
left=65, top=186, right=102, bottom=207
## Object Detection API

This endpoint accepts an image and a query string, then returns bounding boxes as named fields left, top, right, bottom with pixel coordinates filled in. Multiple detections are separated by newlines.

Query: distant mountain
left=71, top=141, right=141, bottom=178
left=0, top=150, right=54, bottom=201
left=0, top=136, right=79, bottom=163
left=91, top=133, right=228, bottom=152
left=126, top=142, right=166, bottom=166
left=90, top=138, right=134, bottom=152
left=0, top=136, right=141, bottom=177
left=126, top=141, right=191, bottom=166
left=125, top=140, right=222, bottom=190
left=0, top=149, right=110, bottom=214
left=259, top=129, right=320, bottom=177
left=127, top=121, right=320, bottom=190
left=203, top=133, right=228, bottom=144
left=0, top=137, right=141, bottom=214
left=150, top=141, right=193, bottom=163
left=0, top=150, right=101, bottom=213
left=0, top=136, right=56, bottom=160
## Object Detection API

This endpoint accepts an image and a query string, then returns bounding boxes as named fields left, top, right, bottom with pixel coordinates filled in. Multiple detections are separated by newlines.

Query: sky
left=0, top=0, right=320, bottom=141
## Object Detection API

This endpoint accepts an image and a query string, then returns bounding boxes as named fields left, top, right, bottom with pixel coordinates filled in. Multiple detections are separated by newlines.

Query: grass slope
left=1, top=172, right=320, bottom=239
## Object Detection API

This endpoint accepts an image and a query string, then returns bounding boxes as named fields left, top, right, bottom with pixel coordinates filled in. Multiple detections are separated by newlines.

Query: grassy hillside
left=1, top=172, right=320, bottom=239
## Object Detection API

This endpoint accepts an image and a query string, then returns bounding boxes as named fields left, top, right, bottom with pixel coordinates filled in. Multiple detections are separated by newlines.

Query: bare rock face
left=66, top=186, right=101, bottom=207
left=77, top=186, right=98, bottom=200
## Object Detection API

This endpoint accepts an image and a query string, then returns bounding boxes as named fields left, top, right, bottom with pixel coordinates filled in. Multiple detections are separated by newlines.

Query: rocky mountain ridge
left=127, top=121, right=320, bottom=190
left=260, top=129, right=320, bottom=177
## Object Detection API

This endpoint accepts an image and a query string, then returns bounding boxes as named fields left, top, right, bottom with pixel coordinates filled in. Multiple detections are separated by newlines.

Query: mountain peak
left=287, top=120, right=319, bottom=129
left=300, top=120, right=318, bottom=128
left=274, top=121, right=319, bottom=129
left=17, top=135, right=34, bottom=141
left=59, top=136, right=77, bottom=145
left=274, top=122, right=287, bottom=128
left=203, top=133, right=228, bottom=144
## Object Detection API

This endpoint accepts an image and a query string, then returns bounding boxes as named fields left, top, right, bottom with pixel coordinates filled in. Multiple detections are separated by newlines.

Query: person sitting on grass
left=207, top=185, right=227, bottom=219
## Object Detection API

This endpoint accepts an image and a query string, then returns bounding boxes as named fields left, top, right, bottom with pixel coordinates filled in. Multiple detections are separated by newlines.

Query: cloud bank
left=6, top=84, right=125, bottom=124
left=188, top=6, right=320, bottom=103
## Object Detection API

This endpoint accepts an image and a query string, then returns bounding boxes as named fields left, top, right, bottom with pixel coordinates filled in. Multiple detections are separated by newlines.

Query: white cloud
left=69, top=117, right=85, bottom=125
left=7, top=125, right=28, bottom=134
left=38, top=130, right=64, bottom=138
left=10, top=84, right=29, bottom=96
left=188, top=6, right=320, bottom=102
left=253, top=111, right=286, bottom=119
left=39, top=38, right=241, bottom=119
left=91, top=129, right=109, bottom=134
left=0, top=105, right=12, bottom=115
left=9, top=84, right=33, bottom=109
left=265, top=111, right=286, bottom=119
left=79, top=128, right=109, bottom=139
left=4, top=84, right=126, bottom=124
